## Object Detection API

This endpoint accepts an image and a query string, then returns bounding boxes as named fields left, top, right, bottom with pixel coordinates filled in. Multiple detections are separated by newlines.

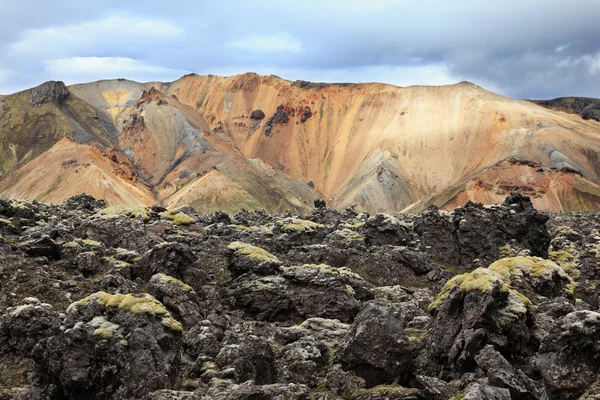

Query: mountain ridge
left=1, top=73, right=600, bottom=213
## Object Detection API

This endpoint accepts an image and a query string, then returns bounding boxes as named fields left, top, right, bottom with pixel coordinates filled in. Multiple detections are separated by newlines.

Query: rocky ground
left=0, top=193, right=598, bottom=399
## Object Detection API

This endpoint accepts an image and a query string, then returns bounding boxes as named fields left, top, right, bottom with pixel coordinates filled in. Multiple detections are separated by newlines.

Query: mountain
left=2, top=73, right=600, bottom=213
left=531, top=96, right=600, bottom=122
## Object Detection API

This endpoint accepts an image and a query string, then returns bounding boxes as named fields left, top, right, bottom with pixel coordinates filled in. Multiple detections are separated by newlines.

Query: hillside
left=2, top=74, right=600, bottom=212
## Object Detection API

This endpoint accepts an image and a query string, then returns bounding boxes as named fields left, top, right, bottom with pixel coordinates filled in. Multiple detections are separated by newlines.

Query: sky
left=1, top=0, right=600, bottom=99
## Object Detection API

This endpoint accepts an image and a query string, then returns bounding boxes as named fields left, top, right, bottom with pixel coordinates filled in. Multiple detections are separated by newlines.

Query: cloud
left=10, top=15, right=183, bottom=59
left=226, top=33, right=303, bottom=53
left=1, top=0, right=600, bottom=98
left=42, top=57, right=189, bottom=84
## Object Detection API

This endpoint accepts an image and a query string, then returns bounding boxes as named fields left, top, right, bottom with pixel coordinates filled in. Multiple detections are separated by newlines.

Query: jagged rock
left=148, top=390, right=201, bottom=400
left=314, top=199, right=326, bottom=208
left=474, top=345, right=541, bottom=400
left=148, top=273, right=204, bottom=328
left=215, top=336, right=277, bottom=384
left=0, top=298, right=60, bottom=356
left=463, top=382, right=512, bottom=400
left=207, top=382, right=309, bottom=399
left=537, top=310, right=600, bottom=399
left=29, top=81, right=69, bottom=106
left=427, top=266, right=532, bottom=372
left=137, top=242, right=205, bottom=291
left=228, top=264, right=371, bottom=323
left=250, top=109, right=265, bottom=120
left=336, top=300, right=414, bottom=387
left=64, top=194, right=106, bottom=212
left=414, top=194, right=550, bottom=267
left=226, top=241, right=282, bottom=277
left=360, top=213, right=413, bottom=246
left=414, top=375, right=455, bottom=400
left=29, top=292, right=183, bottom=399
left=19, top=235, right=61, bottom=259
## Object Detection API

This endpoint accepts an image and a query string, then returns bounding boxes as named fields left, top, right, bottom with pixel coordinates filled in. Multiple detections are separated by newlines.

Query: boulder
left=427, top=267, right=532, bottom=371
left=336, top=301, right=414, bottom=387
left=29, top=292, right=183, bottom=399
left=414, top=194, right=550, bottom=267
left=537, top=310, right=600, bottom=399
left=228, top=264, right=371, bottom=323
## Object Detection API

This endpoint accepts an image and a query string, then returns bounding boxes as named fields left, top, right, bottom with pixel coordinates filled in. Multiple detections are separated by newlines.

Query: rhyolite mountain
left=2, top=73, right=600, bottom=213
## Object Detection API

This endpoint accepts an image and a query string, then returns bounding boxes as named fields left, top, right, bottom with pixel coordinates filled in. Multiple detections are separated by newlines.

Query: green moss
left=97, top=206, right=153, bottom=222
left=498, top=244, right=513, bottom=258
left=160, top=208, right=196, bottom=226
left=549, top=250, right=581, bottom=280
left=82, top=239, right=102, bottom=247
left=449, top=394, right=465, bottom=400
left=280, top=217, right=323, bottom=233
left=333, top=228, right=366, bottom=243
left=0, top=218, right=15, bottom=229
left=342, top=221, right=365, bottom=229
left=67, top=292, right=182, bottom=332
left=488, top=256, right=566, bottom=281
left=230, top=224, right=250, bottom=231
left=150, top=273, right=195, bottom=293
left=428, top=268, right=508, bottom=313
left=93, top=328, right=114, bottom=339
left=227, top=241, right=280, bottom=263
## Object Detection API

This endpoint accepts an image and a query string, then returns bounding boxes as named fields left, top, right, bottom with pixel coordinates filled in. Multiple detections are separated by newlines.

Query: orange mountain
left=2, top=73, right=600, bottom=213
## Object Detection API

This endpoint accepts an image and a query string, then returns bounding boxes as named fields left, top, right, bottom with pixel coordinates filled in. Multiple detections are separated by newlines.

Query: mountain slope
left=2, top=74, right=600, bottom=212
left=531, top=97, right=600, bottom=122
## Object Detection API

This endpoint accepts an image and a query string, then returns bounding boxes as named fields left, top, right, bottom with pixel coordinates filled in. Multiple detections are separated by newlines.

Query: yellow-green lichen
left=332, top=228, right=366, bottom=243
left=549, top=250, right=581, bottom=280
left=150, top=273, right=195, bottom=293
left=93, top=328, right=114, bottom=339
left=67, top=292, right=182, bottom=332
left=82, top=239, right=102, bottom=247
left=342, top=221, right=365, bottom=230
left=498, top=244, right=513, bottom=258
left=97, top=206, right=153, bottom=222
left=160, top=208, right=196, bottom=226
left=227, top=241, right=280, bottom=263
left=230, top=224, right=250, bottom=231
left=280, top=218, right=323, bottom=233
left=428, top=268, right=509, bottom=313
left=488, top=256, right=567, bottom=281
left=0, top=218, right=14, bottom=227
left=428, top=256, right=571, bottom=313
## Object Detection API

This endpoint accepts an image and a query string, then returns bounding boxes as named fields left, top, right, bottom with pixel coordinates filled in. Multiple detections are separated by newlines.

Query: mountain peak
left=29, top=81, right=69, bottom=107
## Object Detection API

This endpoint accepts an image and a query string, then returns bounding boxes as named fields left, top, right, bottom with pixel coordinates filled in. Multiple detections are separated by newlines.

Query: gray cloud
left=1, top=0, right=599, bottom=99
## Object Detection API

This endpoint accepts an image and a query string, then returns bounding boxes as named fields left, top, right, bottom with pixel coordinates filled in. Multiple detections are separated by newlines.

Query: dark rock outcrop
left=537, top=310, right=600, bottom=399
left=30, top=292, right=183, bottom=400
left=415, top=194, right=550, bottom=267
left=29, top=81, right=69, bottom=107
left=336, top=301, right=414, bottom=387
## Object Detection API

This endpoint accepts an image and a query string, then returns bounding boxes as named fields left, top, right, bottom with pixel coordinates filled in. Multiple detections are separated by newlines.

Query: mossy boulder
left=29, top=291, right=183, bottom=399
left=227, top=241, right=282, bottom=277
left=136, top=242, right=205, bottom=292
left=427, top=263, right=534, bottom=371
left=227, top=263, right=372, bottom=323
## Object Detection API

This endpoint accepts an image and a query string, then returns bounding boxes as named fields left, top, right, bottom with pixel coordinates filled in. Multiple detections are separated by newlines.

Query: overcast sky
left=1, top=0, right=599, bottom=99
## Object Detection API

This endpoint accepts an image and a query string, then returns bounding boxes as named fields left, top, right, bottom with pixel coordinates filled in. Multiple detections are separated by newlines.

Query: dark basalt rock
left=1, top=193, right=599, bottom=399
left=29, top=81, right=69, bottom=107
left=336, top=301, right=414, bottom=387
left=415, top=193, right=550, bottom=267
left=19, top=235, right=61, bottom=259
left=537, top=310, right=600, bottom=399
left=29, top=292, right=183, bottom=400
left=250, top=109, right=265, bottom=120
